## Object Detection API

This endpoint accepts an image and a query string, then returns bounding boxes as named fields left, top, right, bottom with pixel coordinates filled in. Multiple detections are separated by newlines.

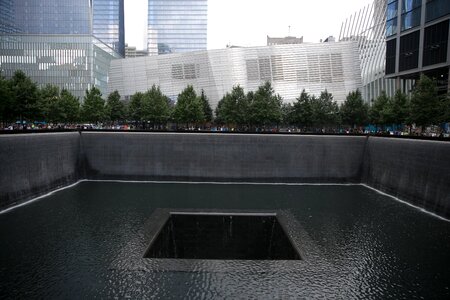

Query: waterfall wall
left=0, top=132, right=448, bottom=218
left=0, top=133, right=81, bottom=209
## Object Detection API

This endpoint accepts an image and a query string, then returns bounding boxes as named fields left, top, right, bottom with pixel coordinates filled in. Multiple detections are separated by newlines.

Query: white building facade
left=108, top=42, right=363, bottom=109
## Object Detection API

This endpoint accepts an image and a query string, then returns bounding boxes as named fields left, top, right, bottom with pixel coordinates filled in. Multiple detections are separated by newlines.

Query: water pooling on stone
left=1, top=182, right=450, bottom=298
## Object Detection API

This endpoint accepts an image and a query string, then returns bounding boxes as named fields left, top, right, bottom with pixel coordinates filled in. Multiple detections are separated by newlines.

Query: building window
left=386, top=39, right=397, bottom=75
left=387, top=1, right=398, bottom=37
left=426, top=0, right=450, bottom=23
left=399, top=30, right=420, bottom=71
left=423, top=20, right=449, bottom=66
left=401, top=0, right=421, bottom=31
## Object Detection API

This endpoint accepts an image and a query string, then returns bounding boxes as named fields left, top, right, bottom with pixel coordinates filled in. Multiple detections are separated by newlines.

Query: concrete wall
left=0, top=132, right=449, bottom=219
left=0, top=133, right=81, bottom=209
left=80, top=132, right=367, bottom=182
left=363, top=137, right=450, bottom=219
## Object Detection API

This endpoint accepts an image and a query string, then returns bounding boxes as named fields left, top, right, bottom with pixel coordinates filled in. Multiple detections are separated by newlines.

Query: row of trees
left=369, top=75, right=449, bottom=130
left=0, top=71, right=214, bottom=127
left=1, top=71, right=448, bottom=130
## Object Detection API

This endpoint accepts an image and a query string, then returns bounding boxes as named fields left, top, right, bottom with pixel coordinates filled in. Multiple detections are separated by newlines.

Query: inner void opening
left=144, top=213, right=301, bottom=260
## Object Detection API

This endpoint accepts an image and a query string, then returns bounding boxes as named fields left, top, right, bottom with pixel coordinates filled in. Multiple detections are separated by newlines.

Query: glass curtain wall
left=147, top=0, right=207, bottom=55
left=401, top=0, right=421, bottom=31
left=386, top=0, right=398, bottom=36
left=426, top=0, right=450, bottom=23
left=11, top=0, right=92, bottom=34
left=92, top=0, right=125, bottom=57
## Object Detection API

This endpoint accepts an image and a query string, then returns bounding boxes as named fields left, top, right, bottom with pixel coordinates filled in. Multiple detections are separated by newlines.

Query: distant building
left=109, top=42, right=363, bottom=109
left=385, top=0, right=450, bottom=94
left=125, top=45, right=149, bottom=58
left=0, top=0, right=124, bottom=99
left=340, top=0, right=413, bottom=102
left=267, top=36, right=303, bottom=46
left=147, top=0, right=207, bottom=55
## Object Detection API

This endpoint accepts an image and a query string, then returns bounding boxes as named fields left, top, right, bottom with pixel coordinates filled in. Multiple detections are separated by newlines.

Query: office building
left=267, top=36, right=303, bottom=46
left=340, top=0, right=413, bottom=102
left=147, top=0, right=207, bottom=55
left=125, top=44, right=149, bottom=58
left=385, top=0, right=450, bottom=93
left=0, top=0, right=124, bottom=99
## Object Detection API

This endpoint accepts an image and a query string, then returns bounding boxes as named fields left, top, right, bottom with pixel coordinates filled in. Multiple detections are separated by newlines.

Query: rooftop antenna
left=288, top=25, right=291, bottom=36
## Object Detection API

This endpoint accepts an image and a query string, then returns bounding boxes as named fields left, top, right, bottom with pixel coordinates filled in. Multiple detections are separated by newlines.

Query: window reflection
left=387, top=18, right=398, bottom=37
left=401, top=7, right=421, bottom=31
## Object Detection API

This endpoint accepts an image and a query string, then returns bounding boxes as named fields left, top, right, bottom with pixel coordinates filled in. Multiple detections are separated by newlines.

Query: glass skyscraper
left=93, top=0, right=125, bottom=57
left=147, top=0, right=207, bottom=55
left=0, top=0, right=124, bottom=99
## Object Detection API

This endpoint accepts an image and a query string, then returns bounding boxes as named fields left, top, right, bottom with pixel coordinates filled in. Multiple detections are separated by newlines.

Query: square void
left=144, top=213, right=301, bottom=260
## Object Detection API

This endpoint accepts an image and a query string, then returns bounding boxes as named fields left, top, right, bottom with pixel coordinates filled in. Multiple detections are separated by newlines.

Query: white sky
left=125, top=0, right=374, bottom=50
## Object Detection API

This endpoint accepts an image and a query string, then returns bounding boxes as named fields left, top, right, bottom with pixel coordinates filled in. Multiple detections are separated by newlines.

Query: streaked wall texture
left=108, top=42, right=363, bottom=109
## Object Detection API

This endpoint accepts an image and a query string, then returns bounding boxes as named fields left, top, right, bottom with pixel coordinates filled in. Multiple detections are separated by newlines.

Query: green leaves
left=81, top=87, right=105, bottom=123
left=173, top=85, right=204, bottom=125
left=141, top=85, right=171, bottom=125
left=410, top=74, right=441, bottom=128
left=215, top=82, right=282, bottom=128
left=105, top=90, right=126, bottom=122
left=340, top=90, right=368, bottom=127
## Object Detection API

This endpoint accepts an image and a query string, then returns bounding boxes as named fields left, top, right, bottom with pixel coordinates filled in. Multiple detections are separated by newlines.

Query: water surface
left=1, top=182, right=449, bottom=298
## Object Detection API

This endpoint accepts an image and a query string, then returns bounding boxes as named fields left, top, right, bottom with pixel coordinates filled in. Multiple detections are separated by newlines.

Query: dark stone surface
left=81, top=132, right=367, bottom=183
left=0, top=133, right=80, bottom=209
left=362, top=137, right=450, bottom=219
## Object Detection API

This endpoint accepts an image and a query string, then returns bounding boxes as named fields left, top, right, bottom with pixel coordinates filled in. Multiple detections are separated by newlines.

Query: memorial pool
left=1, top=181, right=449, bottom=298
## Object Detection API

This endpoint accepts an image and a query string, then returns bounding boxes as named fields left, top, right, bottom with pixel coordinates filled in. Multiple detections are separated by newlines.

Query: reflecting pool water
left=1, top=182, right=449, bottom=298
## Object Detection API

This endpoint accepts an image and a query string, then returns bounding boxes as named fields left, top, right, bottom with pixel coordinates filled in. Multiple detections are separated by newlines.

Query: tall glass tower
left=0, top=0, right=124, bottom=99
left=147, top=0, right=207, bottom=55
left=93, top=0, right=125, bottom=57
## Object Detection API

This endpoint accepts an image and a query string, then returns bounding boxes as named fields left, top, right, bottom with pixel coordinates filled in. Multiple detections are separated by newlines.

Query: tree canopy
left=173, top=85, right=204, bottom=125
left=81, top=87, right=105, bottom=123
left=340, top=90, right=368, bottom=127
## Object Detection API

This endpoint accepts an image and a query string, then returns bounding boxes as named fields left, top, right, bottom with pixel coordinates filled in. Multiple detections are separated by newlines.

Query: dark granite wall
left=362, top=137, right=450, bottom=218
left=80, top=132, right=367, bottom=182
left=0, top=132, right=448, bottom=218
left=0, top=133, right=80, bottom=209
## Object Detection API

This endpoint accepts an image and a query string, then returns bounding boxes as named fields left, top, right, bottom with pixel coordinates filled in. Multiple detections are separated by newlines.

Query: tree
left=9, top=70, right=39, bottom=123
left=281, top=102, right=293, bottom=126
left=291, top=89, right=313, bottom=129
left=199, top=89, right=213, bottom=123
left=59, top=89, right=80, bottom=123
left=128, top=92, right=145, bottom=126
left=385, top=89, right=409, bottom=125
left=81, top=86, right=105, bottom=123
left=215, top=85, right=246, bottom=126
left=0, top=75, right=14, bottom=125
left=410, top=74, right=440, bottom=129
left=311, top=90, right=340, bottom=128
left=105, top=90, right=126, bottom=123
left=369, top=91, right=390, bottom=129
left=38, top=84, right=61, bottom=123
left=438, top=93, right=450, bottom=124
left=173, top=85, right=204, bottom=127
left=250, top=81, right=282, bottom=127
left=142, top=85, right=171, bottom=127
left=340, top=90, right=368, bottom=127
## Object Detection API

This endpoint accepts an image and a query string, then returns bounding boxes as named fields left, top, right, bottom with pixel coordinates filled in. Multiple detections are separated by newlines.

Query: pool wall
left=0, top=132, right=449, bottom=218
left=0, top=132, right=81, bottom=208
left=362, top=137, right=450, bottom=218
left=80, top=132, right=367, bottom=183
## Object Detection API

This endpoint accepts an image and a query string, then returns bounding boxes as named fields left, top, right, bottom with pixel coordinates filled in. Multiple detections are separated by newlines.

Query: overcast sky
left=125, top=0, right=374, bottom=50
